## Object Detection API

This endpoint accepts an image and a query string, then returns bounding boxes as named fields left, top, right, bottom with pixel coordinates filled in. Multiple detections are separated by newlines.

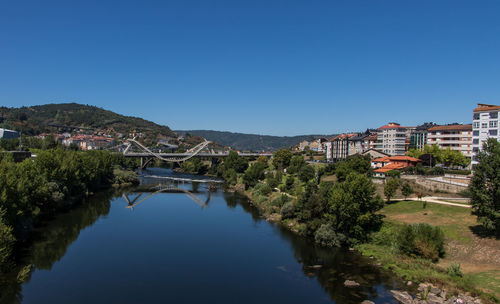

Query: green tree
left=335, top=155, right=372, bottom=182
left=256, top=155, right=269, bottom=167
left=284, top=176, right=295, bottom=193
left=222, top=168, right=237, bottom=185
left=384, top=178, right=399, bottom=202
left=242, top=162, right=266, bottom=189
left=469, top=139, right=500, bottom=236
left=272, top=148, right=293, bottom=170
left=324, top=173, right=384, bottom=244
left=298, top=165, right=315, bottom=183
left=401, top=181, right=414, bottom=200
left=223, top=150, right=248, bottom=173
left=287, top=155, right=306, bottom=174
left=265, top=172, right=279, bottom=189
left=0, top=208, right=15, bottom=272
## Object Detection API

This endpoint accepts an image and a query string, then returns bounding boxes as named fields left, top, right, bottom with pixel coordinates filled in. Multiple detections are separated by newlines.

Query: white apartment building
left=472, top=103, right=500, bottom=165
left=426, top=124, right=472, bottom=158
left=376, top=123, right=411, bottom=156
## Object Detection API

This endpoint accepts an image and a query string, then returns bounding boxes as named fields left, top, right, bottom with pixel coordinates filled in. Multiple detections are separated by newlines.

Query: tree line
left=0, top=149, right=138, bottom=275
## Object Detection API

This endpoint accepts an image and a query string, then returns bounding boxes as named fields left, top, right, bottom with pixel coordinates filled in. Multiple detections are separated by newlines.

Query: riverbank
left=235, top=184, right=499, bottom=303
left=0, top=149, right=139, bottom=278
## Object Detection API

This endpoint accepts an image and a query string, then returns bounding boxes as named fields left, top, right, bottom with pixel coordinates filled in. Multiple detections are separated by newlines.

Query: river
left=3, top=168, right=409, bottom=304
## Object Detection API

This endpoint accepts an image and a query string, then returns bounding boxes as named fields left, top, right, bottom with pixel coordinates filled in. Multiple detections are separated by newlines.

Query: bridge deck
left=124, top=152, right=272, bottom=158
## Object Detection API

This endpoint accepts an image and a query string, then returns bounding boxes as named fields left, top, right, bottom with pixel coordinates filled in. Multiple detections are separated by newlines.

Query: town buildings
left=426, top=124, right=472, bottom=158
left=472, top=103, right=500, bottom=165
left=62, top=134, right=115, bottom=150
left=327, top=133, right=357, bottom=161
left=410, top=123, right=435, bottom=150
left=376, top=123, right=413, bottom=156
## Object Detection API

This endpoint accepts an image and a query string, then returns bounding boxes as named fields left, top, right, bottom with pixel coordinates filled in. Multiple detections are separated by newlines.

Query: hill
left=0, top=103, right=177, bottom=140
left=176, top=130, right=334, bottom=151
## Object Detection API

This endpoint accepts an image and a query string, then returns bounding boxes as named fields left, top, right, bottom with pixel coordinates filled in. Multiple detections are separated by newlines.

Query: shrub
left=401, top=181, right=414, bottom=199
left=254, top=183, right=272, bottom=196
left=384, top=178, right=400, bottom=201
left=314, top=224, right=346, bottom=247
left=386, top=170, right=401, bottom=178
left=113, top=168, right=139, bottom=186
left=447, top=263, right=463, bottom=277
left=396, top=223, right=445, bottom=262
left=444, top=169, right=471, bottom=175
left=222, top=168, right=237, bottom=185
left=280, top=201, right=296, bottom=219
left=271, top=194, right=289, bottom=208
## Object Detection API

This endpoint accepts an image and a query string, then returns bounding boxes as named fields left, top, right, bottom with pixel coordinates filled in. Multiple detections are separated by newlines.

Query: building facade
left=426, top=124, right=472, bottom=158
left=410, top=123, right=435, bottom=150
left=326, top=133, right=357, bottom=161
left=472, top=103, right=500, bottom=165
left=376, top=123, right=411, bottom=156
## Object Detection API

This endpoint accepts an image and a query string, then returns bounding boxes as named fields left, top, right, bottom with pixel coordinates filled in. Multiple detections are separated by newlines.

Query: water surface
left=9, top=168, right=408, bottom=303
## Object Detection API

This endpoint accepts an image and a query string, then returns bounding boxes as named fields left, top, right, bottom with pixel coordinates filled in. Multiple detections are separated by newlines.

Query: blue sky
left=1, top=0, right=499, bottom=136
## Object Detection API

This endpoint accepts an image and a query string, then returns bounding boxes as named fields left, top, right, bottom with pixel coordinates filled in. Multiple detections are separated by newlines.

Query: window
left=473, top=139, right=479, bottom=144
left=489, top=120, right=498, bottom=128
left=490, top=130, right=498, bottom=136
left=473, top=113, right=480, bottom=120
left=473, top=122, right=480, bottom=129
left=490, top=112, right=499, bottom=119
left=482, top=123, right=488, bottom=128
left=473, top=131, right=479, bottom=136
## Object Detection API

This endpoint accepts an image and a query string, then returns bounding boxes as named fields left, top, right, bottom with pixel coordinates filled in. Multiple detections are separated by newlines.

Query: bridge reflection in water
left=122, top=184, right=213, bottom=210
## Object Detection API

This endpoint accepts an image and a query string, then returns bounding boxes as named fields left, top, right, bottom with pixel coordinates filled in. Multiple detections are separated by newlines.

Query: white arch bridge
left=116, top=138, right=272, bottom=169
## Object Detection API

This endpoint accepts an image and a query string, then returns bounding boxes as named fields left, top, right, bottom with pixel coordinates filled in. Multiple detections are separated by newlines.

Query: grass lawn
left=380, top=200, right=474, bottom=244
left=358, top=200, right=500, bottom=302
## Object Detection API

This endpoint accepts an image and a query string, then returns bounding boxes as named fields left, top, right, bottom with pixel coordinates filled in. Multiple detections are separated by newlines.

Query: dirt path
left=392, top=196, right=471, bottom=208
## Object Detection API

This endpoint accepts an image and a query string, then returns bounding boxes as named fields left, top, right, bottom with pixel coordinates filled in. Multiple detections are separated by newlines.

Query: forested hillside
left=176, top=130, right=333, bottom=151
left=0, top=103, right=176, bottom=139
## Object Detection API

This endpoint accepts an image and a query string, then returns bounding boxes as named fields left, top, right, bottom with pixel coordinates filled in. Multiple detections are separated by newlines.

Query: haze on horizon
left=1, top=0, right=499, bottom=136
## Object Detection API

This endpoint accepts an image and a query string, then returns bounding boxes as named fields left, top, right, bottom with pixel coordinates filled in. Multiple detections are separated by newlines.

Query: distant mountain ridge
left=176, top=130, right=335, bottom=151
left=0, top=103, right=177, bottom=140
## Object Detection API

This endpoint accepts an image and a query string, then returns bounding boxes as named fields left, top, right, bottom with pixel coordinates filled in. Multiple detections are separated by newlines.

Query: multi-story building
left=376, top=123, right=411, bottom=156
left=326, top=133, right=358, bottom=161
left=472, top=103, right=500, bottom=165
left=363, top=133, right=378, bottom=150
left=325, top=141, right=332, bottom=161
left=426, top=124, right=472, bottom=158
left=410, top=123, right=435, bottom=150
left=348, top=133, right=366, bottom=156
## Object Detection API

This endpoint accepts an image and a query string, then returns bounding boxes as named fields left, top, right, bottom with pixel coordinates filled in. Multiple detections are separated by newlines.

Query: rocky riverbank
left=391, top=283, right=482, bottom=304
left=234, top=186, right=493, bottom=304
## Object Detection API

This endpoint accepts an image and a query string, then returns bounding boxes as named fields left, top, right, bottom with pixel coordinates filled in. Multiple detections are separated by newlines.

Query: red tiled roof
left=473, top=103, right=500, bottom=112
left=374, top=163, right=407, bottom=173
left=330, top=133, right=358, bottom=141
left=428, top=124, right=472, bottom=132
left=373, top=156, right=421, bottom=163
left=378, top=123, right=410, bottom=130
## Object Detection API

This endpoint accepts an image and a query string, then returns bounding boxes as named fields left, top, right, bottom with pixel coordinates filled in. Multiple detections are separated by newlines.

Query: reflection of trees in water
left=0, top=190, right=115, bottom=304
left=223, top=192, right=262, bottom=222
left=222, top=192, right=408, bottom=304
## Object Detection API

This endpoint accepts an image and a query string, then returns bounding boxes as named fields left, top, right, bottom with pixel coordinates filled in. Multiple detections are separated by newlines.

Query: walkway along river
left=2, top=168, right=411, bottom=304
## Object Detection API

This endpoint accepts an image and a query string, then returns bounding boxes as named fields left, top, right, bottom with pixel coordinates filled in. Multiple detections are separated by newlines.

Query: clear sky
left=1, top=0, right=499, bottom=136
